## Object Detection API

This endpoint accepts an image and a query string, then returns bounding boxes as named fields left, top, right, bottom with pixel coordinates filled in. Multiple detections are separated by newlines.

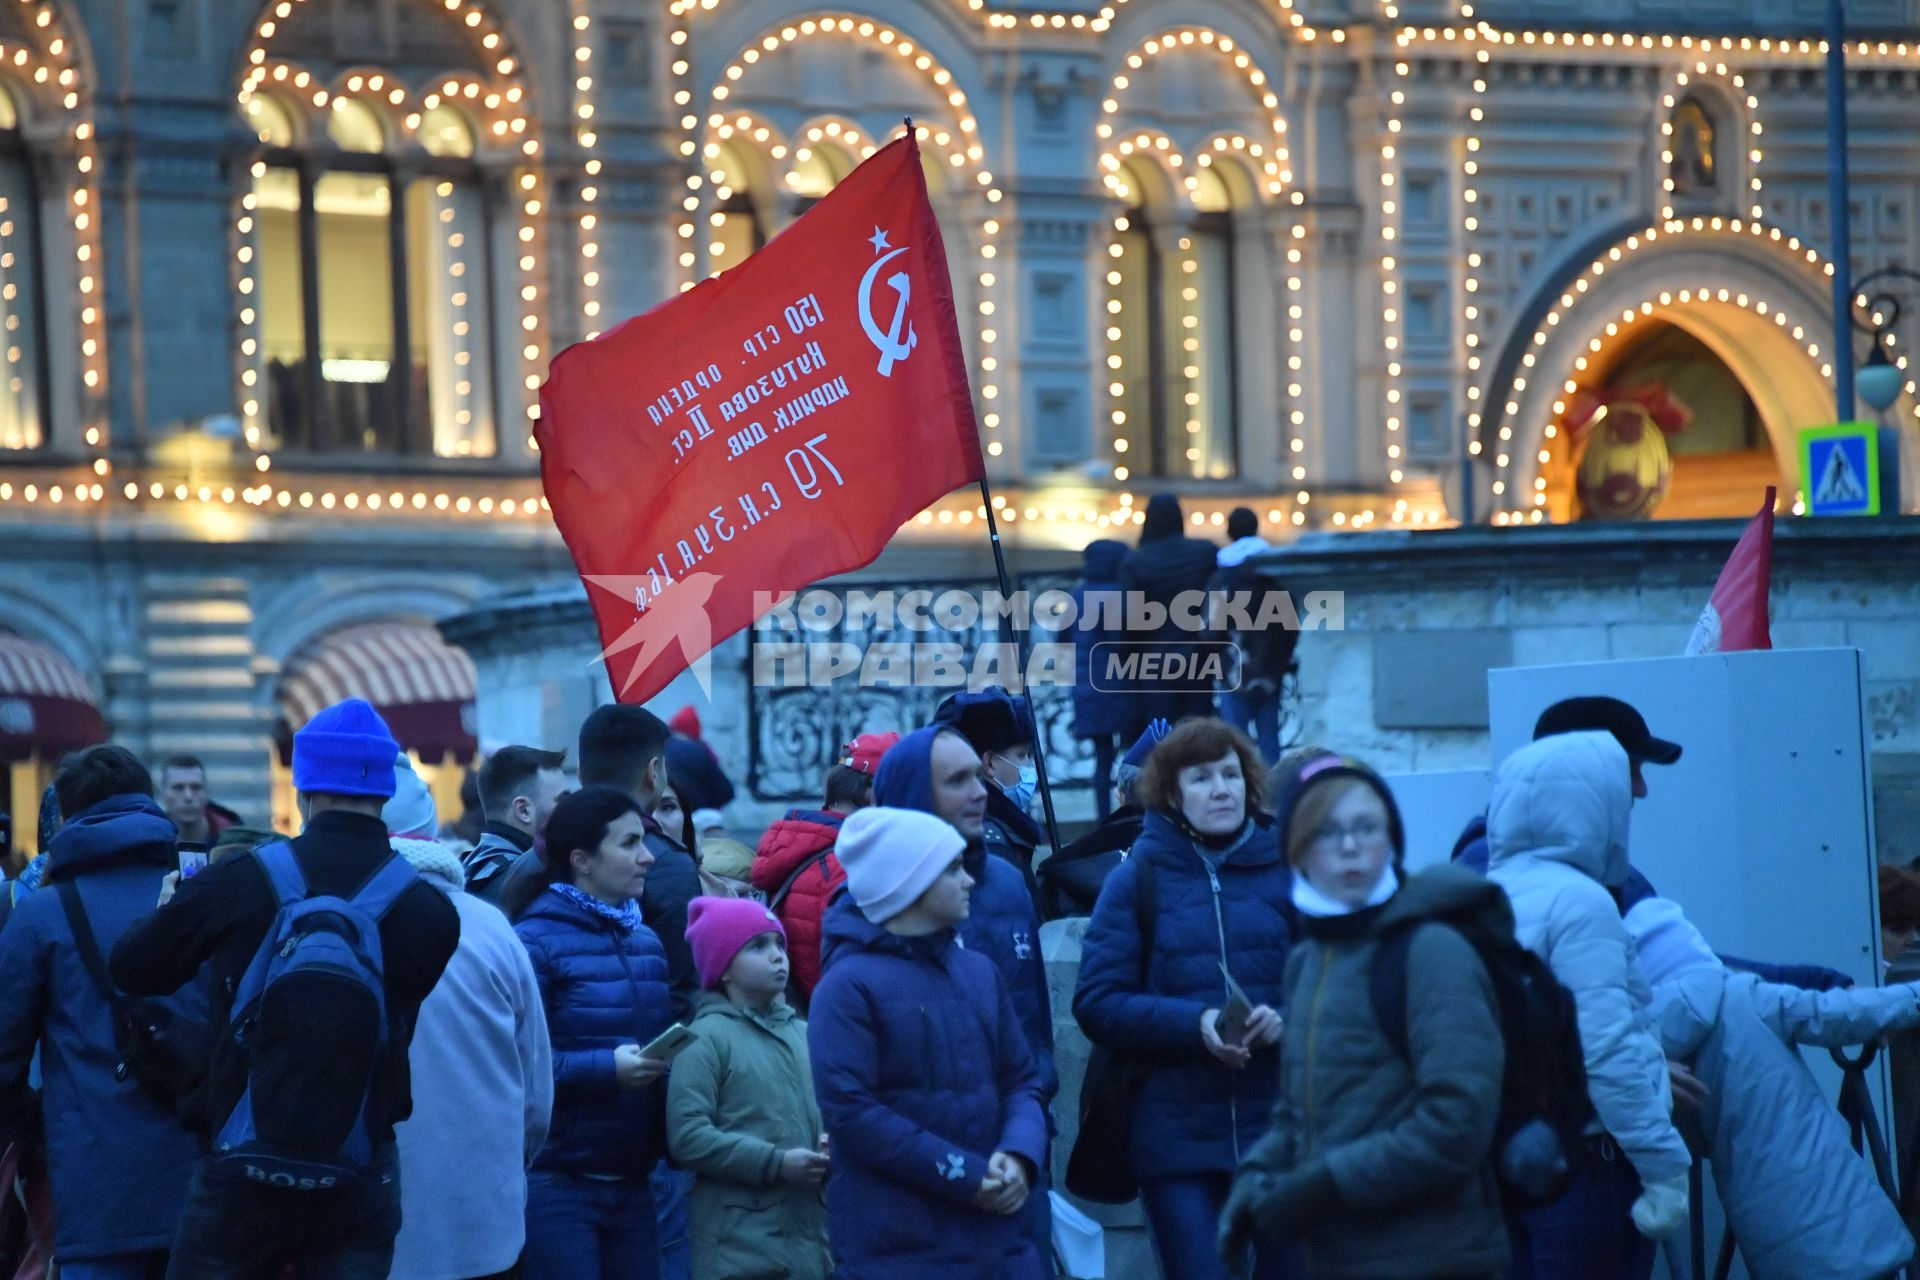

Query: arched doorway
left=1483, top=221, right=1852, bottom=521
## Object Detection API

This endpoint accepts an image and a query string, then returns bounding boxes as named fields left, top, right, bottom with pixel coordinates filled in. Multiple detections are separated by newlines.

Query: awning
left=278, top=622, right=478, bottom=765
left=0, top=633, right=108, bottom=764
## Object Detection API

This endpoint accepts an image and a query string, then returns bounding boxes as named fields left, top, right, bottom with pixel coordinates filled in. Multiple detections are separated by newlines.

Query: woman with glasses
left=1073, top=719, right=1302, bottom=1280
left=1219, top=752, right=1511, bottom=1280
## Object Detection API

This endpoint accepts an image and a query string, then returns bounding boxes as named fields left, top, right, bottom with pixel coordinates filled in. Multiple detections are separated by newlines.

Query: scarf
left=548, top=882, right=643, bottom=932
left=1290, top=865, right=1399, bottom=919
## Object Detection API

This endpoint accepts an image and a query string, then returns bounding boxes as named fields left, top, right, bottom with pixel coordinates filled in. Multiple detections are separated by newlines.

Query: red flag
left=1684, top=487, right=1776, bottom=655
left=537, top=134, right=985, bottom=704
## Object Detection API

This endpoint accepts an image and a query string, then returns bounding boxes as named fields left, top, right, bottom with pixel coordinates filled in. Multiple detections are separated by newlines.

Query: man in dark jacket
left=0, top=746, right=206, bottom=1280
left=849, top=723, right=1058, bottom=1270
left=111, top=699, right=460, bottom=1280
left=1122, top=492, right=1222, bottom=736
left=463, top=744, right=569, bottom=901
left=934, top=687, right=1045, bottom=892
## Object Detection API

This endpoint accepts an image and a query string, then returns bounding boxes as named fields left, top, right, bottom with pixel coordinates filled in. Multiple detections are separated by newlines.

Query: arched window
left=248, top=91, right=497, bottom=459
left=1107, top=158, right=1241, bottom=480
left=0, top=84, right=45, bottom=452
left=709, top=140, right=766, bottom=274
left=787, top=139, right=856, bottom=214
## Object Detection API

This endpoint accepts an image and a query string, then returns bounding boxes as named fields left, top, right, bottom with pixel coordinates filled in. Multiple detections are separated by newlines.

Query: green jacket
left=1249, top=865, right=1511, bottom=1279
left=666, top=993, right=830, bottom=1280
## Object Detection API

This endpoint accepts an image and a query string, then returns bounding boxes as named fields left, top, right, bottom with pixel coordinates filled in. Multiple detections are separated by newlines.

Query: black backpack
left=1369, top=908, right=1594, bottom=1210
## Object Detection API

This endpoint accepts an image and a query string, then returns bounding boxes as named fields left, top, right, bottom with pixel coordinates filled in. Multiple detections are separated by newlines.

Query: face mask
left=1002, top=759, right=1038, bottom=810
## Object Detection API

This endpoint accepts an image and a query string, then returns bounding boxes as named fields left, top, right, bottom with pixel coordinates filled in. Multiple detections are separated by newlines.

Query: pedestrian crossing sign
left=1799, top=422, right=1881, bottom=516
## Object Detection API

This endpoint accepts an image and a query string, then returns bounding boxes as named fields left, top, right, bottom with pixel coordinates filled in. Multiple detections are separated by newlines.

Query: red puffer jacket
left=749, top=809, right=848, bottom=1005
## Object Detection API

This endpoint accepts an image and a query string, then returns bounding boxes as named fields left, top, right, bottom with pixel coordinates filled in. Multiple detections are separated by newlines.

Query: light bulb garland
left=1461, top=42, right=1488, bottom=465
left=1659, top=63, right=1764, bottom=222
left=571, top=1, right=603, bottom=339
left=695, top=16, right=1008, bottom=457
left=1379, top=47, right=1407, bottom=487
left=1498, top=217, right=1840, bottom=517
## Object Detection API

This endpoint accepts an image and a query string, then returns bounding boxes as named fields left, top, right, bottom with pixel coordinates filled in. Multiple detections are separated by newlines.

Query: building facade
left=0, top=0, right=1916, bottom=839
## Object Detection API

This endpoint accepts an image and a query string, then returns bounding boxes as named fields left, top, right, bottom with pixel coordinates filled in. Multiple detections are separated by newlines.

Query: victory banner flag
left=1684, top=486, right=1776, bottom=656
left=537, top=133, right=986, bottom=704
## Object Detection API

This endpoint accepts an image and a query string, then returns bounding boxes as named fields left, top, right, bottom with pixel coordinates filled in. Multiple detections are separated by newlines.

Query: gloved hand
left=1630, top=1171, right=1689, bottom=1239
left=1218, top=1160, right=1337, bottom=1271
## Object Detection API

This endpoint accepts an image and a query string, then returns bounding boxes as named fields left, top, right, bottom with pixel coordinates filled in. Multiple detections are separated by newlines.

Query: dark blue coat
left=871, top=727, right=1055, bottom=1101
left=1069, top=539, right=1133, bottom=739
left=0, top=794, right=206, bottom=1260
left=1072, top=809, right=1293, bottom=1178
left=514, top=887, right=672, bottom=1177
left=809, top=904, right=1048, bottom=1280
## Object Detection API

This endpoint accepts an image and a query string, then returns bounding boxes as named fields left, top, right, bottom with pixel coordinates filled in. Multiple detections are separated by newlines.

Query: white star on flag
left=868, top=226, right=891, bottom=254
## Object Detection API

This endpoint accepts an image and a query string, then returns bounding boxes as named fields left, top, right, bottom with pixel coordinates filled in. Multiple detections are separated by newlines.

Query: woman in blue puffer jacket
left=1073, top=718, right=1303, bottom=1280
left=515, top=785, right=674, bottom=1280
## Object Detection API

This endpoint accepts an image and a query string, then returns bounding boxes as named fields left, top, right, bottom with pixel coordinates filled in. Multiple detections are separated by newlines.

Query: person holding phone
left=1221, top=752, right=1510, bottom=1280
left=515, top=786, right=674, bottom=1280
left=1072, top=719, right=1300, bottom=1280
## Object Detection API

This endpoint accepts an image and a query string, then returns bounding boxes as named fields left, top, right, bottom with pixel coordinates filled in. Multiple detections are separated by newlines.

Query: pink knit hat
left=685, top=896, right=786, bottom=990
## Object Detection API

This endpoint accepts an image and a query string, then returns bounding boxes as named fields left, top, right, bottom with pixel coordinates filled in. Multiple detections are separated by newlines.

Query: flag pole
left=977, top=474, right=1066, bottom=860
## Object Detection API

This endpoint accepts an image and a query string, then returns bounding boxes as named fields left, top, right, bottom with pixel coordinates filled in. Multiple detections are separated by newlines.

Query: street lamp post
left=1850, top=267, right=1916, bottom=510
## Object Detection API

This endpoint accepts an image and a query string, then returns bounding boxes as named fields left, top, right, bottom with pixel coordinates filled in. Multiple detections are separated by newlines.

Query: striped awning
left=278, top=622, right=478, bottom=764
left=0, top=633, right=108, bottom=763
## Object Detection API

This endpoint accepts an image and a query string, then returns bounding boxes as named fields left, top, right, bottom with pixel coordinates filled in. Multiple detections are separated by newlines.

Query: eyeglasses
left=1310, top=817, right=1387, bottom=850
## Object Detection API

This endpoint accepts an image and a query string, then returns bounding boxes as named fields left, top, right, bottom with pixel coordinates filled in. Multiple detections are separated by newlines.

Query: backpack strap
left=348, top=854, right=419, bottom=922
left=1368, top=924, right=1416, bottom=1061
left=56, top=880, right=136, bottom=1022
left=252, top=841, right=307, bottom=907
left=769, top=849, right=833, bottom=915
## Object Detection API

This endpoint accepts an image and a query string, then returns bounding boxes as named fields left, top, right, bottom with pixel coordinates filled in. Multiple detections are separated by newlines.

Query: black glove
left=1218, top=1159, right=1338, bottom=1272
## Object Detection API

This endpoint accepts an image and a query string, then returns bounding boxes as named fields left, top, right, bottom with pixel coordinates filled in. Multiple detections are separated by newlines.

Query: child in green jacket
left=668, top=896, right=831, bottom=1280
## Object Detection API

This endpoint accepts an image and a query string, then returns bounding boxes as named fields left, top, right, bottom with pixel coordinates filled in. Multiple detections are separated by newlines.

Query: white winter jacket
left=1628, top=897, right=1919, bottom=1279
left=1485, top=732, right=1691, bottom=1183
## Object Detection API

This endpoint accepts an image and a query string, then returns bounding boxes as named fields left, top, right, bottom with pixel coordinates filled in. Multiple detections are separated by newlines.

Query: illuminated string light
left=1461, top=40, right=1488, bottom=472
left=1380, top=47, right=1407, bottom=486
left=236, top=0, right=543, bottom=463
left=571, top=2, right=603, bottom=338
left=1096, top=28, right=1290, bottom=188
left=697, top=17, right=1008, bottom=456
left=1659, top=64, right=1764, bottom=222
left=1497, top=219, right=1838, bottom=517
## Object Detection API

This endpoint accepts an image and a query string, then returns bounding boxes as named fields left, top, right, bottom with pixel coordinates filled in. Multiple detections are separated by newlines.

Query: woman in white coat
left=1485, top=731, right=1691, bottom=1280
left=1628, top=896, right=1920, bottom=1280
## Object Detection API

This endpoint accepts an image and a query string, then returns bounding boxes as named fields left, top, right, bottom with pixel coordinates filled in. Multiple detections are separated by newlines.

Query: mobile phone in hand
left=1217, top=961, right=1253, bottom=1045
left=177, top=844, right=210, bottom=879
left=639, top=1023, right=697, bottom=1062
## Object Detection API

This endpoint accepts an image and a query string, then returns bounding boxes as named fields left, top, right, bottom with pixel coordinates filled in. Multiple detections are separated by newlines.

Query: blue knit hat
left=292, top=698, right=402, bottom=798
left=1121, top=718, right=1173, bottom=770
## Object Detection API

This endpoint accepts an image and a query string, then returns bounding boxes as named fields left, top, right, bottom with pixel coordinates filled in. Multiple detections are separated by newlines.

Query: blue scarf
left=548, top=882, right=643, bottom=932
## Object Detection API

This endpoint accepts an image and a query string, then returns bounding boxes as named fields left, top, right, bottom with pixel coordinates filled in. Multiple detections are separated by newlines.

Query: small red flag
left=537, top=134, right=985, bottom=704
left=1684, top=486, right=1776, bottom=655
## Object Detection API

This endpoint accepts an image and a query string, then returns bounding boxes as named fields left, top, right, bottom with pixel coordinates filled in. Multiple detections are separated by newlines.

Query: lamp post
left=1851, top=267, right=1916, bottom=511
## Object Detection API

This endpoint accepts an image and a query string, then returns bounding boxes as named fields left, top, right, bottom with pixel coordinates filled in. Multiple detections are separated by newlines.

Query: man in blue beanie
left=822, top=722, right=1059, bottom=1273
left=112, top=697, right=460, bottom=1280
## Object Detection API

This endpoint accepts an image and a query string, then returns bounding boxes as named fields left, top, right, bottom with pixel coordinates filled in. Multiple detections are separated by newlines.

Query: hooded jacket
left=462, top=821, right=531, bottom=901
left=1628, top=899, right=1918, bottom=1279
left=808, top=904, right=1048, bottom=1280
left=1485, top=732, right=1690, bottom=1184
left=667, top=993, right=830, bottom=1280
left=868, top=726, right=1054, bottom=1100
left=1245, top=865, right=1510, bottom=1279
left=390, top=838, right=552, bottom=1280
left=1120, top=497, right=1221, bottom=726
left=1072, top=808, right=1293, bottom=1177
left=749, top=809, right=847, bottom=1006
left=1070, top=538, right=1133, bottom=739
left=0, top=794, right=206, bottom=1260
left=514, top=884, right=671, bottom=1177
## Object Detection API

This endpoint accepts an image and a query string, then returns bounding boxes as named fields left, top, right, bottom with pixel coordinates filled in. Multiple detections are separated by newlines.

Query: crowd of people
left=0, top=499, right=1911, bottom=1280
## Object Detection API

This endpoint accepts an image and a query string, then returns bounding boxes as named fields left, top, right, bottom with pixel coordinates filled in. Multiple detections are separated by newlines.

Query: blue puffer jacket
left=514, top=886, right=672, bottom=1176
left=870, top=726, right=1055, bottom=1101
left=1073, top=808, right=1293, bottom=1177
left=1069, top=539, right=1133, bottom=739
left=0, top=794, right=207, bottom=1260
left=809, top=903, right=1049, bottom=1280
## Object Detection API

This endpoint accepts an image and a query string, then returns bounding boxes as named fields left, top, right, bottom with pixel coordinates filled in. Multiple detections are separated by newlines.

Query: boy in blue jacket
left=809, top=805, right=1049, bottom=1280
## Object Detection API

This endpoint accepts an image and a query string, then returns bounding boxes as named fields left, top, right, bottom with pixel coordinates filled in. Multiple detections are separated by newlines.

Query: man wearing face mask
left=934, top=687, right=1046, bottom=899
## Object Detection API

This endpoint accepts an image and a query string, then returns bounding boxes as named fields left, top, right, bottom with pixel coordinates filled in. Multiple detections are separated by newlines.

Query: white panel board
left=1382, top=768, right=1491, bottom=873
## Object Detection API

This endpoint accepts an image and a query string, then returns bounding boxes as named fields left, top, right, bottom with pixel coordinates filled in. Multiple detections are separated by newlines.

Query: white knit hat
left=383, top=753, right=439, bottom=841
left=836, top=806, right=966, bottom=924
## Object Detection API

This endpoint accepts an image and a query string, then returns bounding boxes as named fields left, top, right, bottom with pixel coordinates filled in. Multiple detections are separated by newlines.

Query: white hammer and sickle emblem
left=859, top=245, right=918, bottom=377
